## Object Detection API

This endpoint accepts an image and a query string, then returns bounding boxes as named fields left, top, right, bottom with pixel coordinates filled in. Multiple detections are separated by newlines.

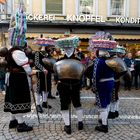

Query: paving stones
left=0, top=88, right=140, bottom=139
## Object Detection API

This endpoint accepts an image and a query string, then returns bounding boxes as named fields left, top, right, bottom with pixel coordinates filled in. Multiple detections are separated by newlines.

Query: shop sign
left=26, top=14, right=140, bottom=24
left=27, top=14, right=55, bottom=21
left=116, top=17, right=140, bottom=24
left=66, top=15, right=105, bottom=22
left=26, top=14, right=105, bottom=22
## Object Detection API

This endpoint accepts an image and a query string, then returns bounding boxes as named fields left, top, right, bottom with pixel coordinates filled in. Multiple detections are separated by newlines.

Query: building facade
left=1, top=0, right=140, bottom=52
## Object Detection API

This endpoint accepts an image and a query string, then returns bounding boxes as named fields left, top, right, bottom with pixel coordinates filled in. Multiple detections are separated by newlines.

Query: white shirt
left=12, top=50, right=32, bottom=75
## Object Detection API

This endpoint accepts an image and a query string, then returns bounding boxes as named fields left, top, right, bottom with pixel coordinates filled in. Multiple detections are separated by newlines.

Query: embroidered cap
left=88, top=31, right=117, bottom=51
left=34, top=38, right=55, bottom=47
left=55, top=36, right=80, bottom=49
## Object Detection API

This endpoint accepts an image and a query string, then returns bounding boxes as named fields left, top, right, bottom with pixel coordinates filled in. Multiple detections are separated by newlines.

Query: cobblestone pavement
left=0, top=86, right=140, bottom=140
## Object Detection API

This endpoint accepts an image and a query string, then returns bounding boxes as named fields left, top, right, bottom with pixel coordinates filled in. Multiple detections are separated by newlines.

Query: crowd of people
left=1, top=47, right=140, bottom=93
left=123, top=51, right=140, bottom=90
left=77, top=48, right=140, bottom=91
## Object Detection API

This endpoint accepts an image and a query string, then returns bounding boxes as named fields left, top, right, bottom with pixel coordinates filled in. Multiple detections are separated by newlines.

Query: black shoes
left=9, top=119, right=18, bottom=129
left=56, top=91, right=59, bottom=96
left=64, top=125, right=71, bottom=134
left=64, top=122, right=83, bottom=134
left=78, top=121, right=83, bottom=130
left=42, top=102, right=52, bottom=109
left=115, top=111, right=119, bottom=118
left=48, top=95, right=56, bottom=99
left=9, top=120, right=33, bottom=132
left=17, top=122, right=33, bottom=132
left=108, top=111, right=119, bottom=119
left=36, top=105, right=43, bottom=113
left=98, top=119, right=102, bottom=125
left=95, top=125, right=108, bottom=133
left=108, top=111, right=116, bottom=119
left=36, top=103, right=52, bottom=113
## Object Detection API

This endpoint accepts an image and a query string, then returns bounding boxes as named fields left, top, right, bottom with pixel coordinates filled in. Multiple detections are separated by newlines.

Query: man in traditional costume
left=88, top=31, right=117, bottom=133
left=54, top=36, right=85, bottom=134
left=33, top=37, right=56, bottom=113
left=34, top=46, right=52, bottom=113
left=4, top=2, right=34, bottom=132
left=134, top=50, right=140, bottom=90
left=108, top=46, right=128, bottom=119
left=4, top=45, right=34, bottom=132
left=94, top=50, right=115, bottom=133
left=44, top=47, right=56, bottom=99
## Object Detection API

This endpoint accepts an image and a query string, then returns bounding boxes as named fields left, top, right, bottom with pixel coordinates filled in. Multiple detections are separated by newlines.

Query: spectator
left=124, top=52, right=135, bottom=90
left=134, top=50, right=140, bottom=90
left=85, top=52, right=95, bottom=90
left=0, top=67, right=5, bottom=92
left=77, top=48, right=84, bottom=60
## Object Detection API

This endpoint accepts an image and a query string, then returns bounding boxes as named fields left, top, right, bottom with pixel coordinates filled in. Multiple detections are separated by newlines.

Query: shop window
left=110, top=0, right=125, bottom=16
left=12, top=0, right=32, bottom=13
left=78, top=0, right=96, bottom=15
left=46, top=0, right=63, bottom=14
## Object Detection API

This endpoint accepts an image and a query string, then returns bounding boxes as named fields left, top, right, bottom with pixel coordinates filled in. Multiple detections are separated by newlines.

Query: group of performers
left=0, top=32, right=130, bottom=134
left=0, top=4, right=130, bottom=134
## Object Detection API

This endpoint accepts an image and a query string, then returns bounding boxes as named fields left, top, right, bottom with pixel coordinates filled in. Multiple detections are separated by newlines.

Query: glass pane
left=79, top=0, right=94, bottom=14
left=46, top=0, right=63, bottom=14
left=110, top=0, right=124, bottom=16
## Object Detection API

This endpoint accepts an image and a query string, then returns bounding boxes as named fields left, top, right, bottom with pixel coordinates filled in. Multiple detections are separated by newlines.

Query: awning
left=113, top=35, right=140, bottom=40
left=26, top=34, right=140, bottom=40
left=26, top=33, right=92, bottom=39
left=4, top=33, right=140, bottom=40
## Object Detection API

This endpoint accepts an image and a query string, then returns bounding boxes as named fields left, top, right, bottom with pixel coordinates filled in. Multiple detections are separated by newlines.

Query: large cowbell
left=42, top=58, right=56, bottom=72
left=53, top=59, right=85, bottom=80
left=105, top=57, right=127, bottom=74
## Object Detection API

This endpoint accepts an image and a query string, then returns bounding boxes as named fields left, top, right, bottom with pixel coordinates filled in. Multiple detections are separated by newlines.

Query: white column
left=125, top=0, right=129, bottom=17
left=28, top=0, right=32, bottom=14
left=107, top=0, right=111, bottom=17
left=138, top=0, right=140, bottom=17
left=95, top=0, right=98, bottom=16
left=12, top=0, right=15, bottom=13
left=7, top=0, right=13, bottom=14
left=42, top=0, right=46, bottom=14
left=63, top=0, right=66, bottom=15
left=75, top=0, right=79, bottom=15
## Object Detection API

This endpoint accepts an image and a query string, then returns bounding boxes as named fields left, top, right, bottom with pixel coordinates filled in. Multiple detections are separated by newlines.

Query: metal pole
left=30, top=76, right=40, bottom=124
left=69, top=103, right=71, bottom=127
left=44, top=72, right=49, bottom=115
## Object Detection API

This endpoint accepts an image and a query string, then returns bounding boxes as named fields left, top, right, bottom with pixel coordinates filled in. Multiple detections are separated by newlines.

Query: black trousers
left=123, top=70, right=135, bottom=90
left=135, top=70, right=140, bottom=89
left=57, top=80, right=81, bottom=110
left=47, top=71, right=52, bottom=94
